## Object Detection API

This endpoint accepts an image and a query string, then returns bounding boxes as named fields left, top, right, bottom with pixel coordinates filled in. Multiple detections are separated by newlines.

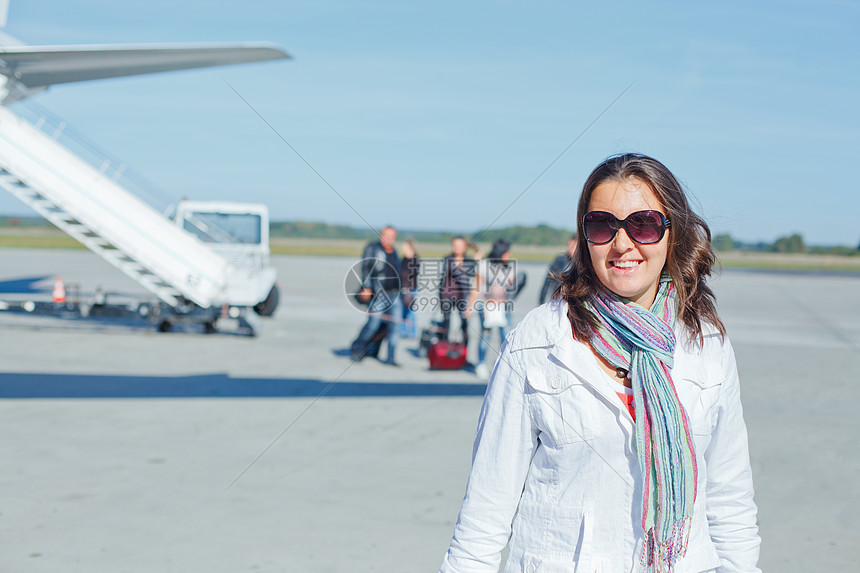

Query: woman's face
left=452, top=238, right=467, bottom=257
left=586, top=177, right=669, bottom=308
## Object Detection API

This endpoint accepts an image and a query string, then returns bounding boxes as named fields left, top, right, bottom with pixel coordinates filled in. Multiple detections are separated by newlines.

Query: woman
left=439, top=154, right=760, bottom=572
left=440, top=236, right=480, bottom=347
left=468, top=238, right=515, bottom=379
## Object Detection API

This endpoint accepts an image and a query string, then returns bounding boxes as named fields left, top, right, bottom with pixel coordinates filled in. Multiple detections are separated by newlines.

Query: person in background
left=468, top=238, right=513, bottom=379
left=351, top=225, right=402, bottom=366
left=440, top=154, right=760, bottom=572
left=439, top=236, right=478, bottom=347
left=400, top=239, right=420, bottom=339
left=538, top=234, right=577, bottom=305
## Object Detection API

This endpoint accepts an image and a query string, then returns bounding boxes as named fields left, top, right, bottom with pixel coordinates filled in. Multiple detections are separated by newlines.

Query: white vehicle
left=0, top=2, right=287, bottom=335
left=175, top=201, right=279, bottom=317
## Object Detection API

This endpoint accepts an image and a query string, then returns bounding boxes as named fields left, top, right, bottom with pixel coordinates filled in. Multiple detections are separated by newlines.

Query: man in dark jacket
left=351, top=226, right=402, bottom=365
left=539, top=235, right=577, bottom=305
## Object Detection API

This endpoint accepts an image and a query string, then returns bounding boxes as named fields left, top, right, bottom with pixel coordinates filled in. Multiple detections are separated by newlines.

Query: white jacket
left=440, top=300, right=760, bottom=573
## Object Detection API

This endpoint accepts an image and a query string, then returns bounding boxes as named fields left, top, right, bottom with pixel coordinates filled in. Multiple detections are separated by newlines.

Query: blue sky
left=0, top=0, right=857, bottom=246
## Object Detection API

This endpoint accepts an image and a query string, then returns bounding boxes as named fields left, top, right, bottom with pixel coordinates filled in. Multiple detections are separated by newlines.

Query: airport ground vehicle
left=0, top=104, right=280, bottom=335
left=174, top=200, right=280, bottom=318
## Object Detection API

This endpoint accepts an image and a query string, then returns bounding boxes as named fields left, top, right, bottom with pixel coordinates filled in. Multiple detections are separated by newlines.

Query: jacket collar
left=508, top=298, right=571, bottom=351
left=509, top=300, right=612, bottom=393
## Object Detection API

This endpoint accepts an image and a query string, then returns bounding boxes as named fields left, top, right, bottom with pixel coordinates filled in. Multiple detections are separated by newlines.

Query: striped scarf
left=584, top=274, right=697, bottom=572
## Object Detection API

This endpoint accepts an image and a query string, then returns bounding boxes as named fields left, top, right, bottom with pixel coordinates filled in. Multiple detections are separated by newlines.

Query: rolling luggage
left=428, top=340, right=468, bottom=370
left=417, top=320, right=444, bottom=358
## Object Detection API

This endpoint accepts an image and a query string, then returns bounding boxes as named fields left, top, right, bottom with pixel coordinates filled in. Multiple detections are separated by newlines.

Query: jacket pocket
left=525, top=369, right=599, bottom=447
left=676, top=362, right=723, bottom=454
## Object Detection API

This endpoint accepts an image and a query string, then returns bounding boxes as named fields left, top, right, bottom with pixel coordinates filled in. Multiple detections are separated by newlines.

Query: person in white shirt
left=439, top=153, right=760, bottom=573
left=468, top=238, right=514, bottom=379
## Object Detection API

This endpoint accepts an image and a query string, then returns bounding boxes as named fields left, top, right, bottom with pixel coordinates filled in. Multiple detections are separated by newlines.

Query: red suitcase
left=428, top=340, right=468, bottom=370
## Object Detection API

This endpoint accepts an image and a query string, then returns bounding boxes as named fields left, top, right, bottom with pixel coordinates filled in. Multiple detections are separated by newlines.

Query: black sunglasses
left=582, top=210, right=670, bottom=245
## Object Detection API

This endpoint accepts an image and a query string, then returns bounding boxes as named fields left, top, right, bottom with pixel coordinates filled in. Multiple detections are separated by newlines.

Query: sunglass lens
left=584, top=212, right=616, bottom=244
left=626, top=211, right=664, bottom=244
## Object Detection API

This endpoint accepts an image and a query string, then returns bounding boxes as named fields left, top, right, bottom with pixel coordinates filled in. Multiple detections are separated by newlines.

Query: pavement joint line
left=782, top=289, right=860, bottom=355
left=224, top=353, right=366, bottom=491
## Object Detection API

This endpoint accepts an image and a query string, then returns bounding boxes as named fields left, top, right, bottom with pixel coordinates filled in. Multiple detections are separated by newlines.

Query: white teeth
left=613, top=261, right=639, bottom=268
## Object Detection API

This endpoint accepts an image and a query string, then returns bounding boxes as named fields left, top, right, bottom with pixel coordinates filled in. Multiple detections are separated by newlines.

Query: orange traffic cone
left=52, top=277, right=66, bottom=303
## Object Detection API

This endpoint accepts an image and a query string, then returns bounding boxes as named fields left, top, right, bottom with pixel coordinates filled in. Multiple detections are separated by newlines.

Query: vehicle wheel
left=157, top=320, right=172, bottom=333
left=203, top=322, right=217, bottom=334
left=254, top=285, right=279, bottom=317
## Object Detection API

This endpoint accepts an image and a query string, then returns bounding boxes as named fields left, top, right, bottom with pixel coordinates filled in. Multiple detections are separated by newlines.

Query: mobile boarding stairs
left=0, top=104, right=278, bottom=335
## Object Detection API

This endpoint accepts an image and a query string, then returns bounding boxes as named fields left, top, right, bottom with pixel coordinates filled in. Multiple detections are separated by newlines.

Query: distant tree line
left=713, top=232, right=860, bottom=256
left=270, top=221, right=376, bottom=240
left=0, top=216, right=51, bottom=227
left=474, top=224, right=575, bottom=246
left=269, top=220, right=576, bottom=246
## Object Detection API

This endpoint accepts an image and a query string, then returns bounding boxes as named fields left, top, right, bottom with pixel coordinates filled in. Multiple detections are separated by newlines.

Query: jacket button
left=551, top=376, right=561, bottom=389
left=526, top=563, right=537, bottom=573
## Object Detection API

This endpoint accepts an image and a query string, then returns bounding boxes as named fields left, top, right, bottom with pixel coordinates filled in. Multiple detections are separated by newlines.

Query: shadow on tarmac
left=0, top=275, right=51, bottom=293
left=0, top=372, right=488, bottom=399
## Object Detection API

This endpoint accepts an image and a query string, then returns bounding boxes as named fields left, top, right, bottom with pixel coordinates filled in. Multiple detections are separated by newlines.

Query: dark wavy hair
left=488, top=238, right=511, bottom=261
left=557, top=153, right=724, bottom=343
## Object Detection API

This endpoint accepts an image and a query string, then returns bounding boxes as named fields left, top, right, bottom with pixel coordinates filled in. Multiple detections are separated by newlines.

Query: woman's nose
left=612, top=227, right=635, bottom=251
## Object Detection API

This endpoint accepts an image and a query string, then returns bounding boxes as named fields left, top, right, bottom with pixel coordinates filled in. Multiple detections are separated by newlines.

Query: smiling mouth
left=611, top=260, right=641, bottom=269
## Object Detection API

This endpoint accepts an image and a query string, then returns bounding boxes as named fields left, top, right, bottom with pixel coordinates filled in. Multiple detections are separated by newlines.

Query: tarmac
left=1, top=248, right=858, bottom=572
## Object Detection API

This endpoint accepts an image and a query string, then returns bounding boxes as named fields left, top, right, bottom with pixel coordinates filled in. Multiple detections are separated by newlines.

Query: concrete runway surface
left=1, top=248, right=858, bottom=572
